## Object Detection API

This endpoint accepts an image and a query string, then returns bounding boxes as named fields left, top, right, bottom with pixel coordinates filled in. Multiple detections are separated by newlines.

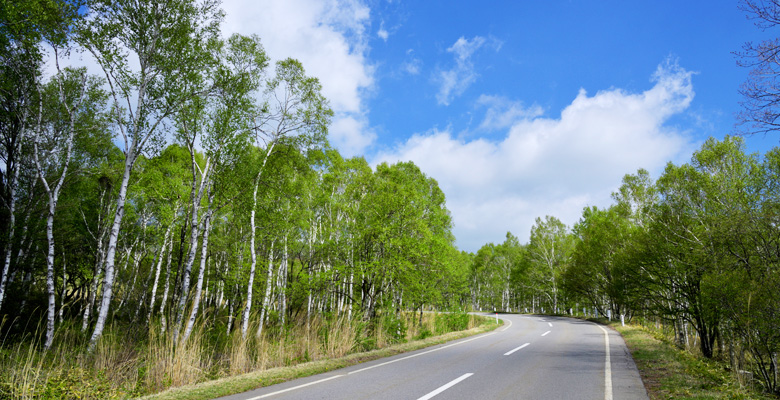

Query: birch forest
left=3, top=0, right=780, bottom=398
left=1, top=0, right=482, bottom=397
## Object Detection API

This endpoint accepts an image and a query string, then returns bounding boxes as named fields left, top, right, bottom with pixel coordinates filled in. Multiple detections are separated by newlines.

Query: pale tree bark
left=82, top=0, right=221, bottom=347
left=89, top=156, right=134, bottom=347
left=81, top=190, right=110, bottom=331
left=173, top=147, right=211, bottom=342
left=0, top=64, right=33, bottom=314
left=32, top=65, right=86, bottom=350
left=242, top=139, right=277, bottom=337
left=256, top=241, right=275, bottom=337
left=147, top=214, right=176, bottom=324
left=180, top=191, right=214, bottom=344
left=277, top=235, right=288, bottom=327
left=159, top=227, right=176, bottom=332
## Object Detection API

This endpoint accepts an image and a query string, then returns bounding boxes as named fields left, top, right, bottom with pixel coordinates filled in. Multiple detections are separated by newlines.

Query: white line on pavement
left=499, top=318, right=513, bottom=331
left=246, top=374, right=344, bottom=399
left=541, top=330, right=551, bottom=336
left=416, top=373, right=474, bottom=400
left=347, top=332, right=497, bottom=375
left=548, top=322, right=553, bottom=327
left=596, top=324, right=613, bottom=400
left=503, top=343, right=530, bottom=356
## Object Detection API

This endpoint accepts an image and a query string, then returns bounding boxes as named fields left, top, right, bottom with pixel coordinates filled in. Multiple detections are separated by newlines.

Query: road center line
left=347, top=332, right=497, bottom=375
left=596, top=324, right=613, bottom=400
left=541, top=330, right=551, bottom=336
left=416, top=373, right=473, bottom=400
left=503, top=342, right=530, bottom=356
left=246, top=374, right=344, bottom=399
left=548, top=322, right=553, bottom=327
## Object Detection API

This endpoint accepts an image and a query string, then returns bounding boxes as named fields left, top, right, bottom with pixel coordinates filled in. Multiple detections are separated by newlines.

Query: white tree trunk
left=33, top=69, right=83, bottom=349
left=242, top=140, right=276, bottom=337
left=0, top=104, right=28, bottom=312
left=242, top=190, right=261, bottom=338
left=257, top=242, right=275, bottom=337
left=159, top=229, right=175, bottom=332
left=89, top=153, right=135, bottom=348
left=147, top=219, right=174, bottom=324
left=180, top=202, right=214, bottom=344
left=173, top=152, right=211, bottom=341
left=277, top=236, right=288, bottom=327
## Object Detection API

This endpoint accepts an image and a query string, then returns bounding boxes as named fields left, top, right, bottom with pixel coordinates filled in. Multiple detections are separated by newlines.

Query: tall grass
left=0, top=310, right=479, bottom=399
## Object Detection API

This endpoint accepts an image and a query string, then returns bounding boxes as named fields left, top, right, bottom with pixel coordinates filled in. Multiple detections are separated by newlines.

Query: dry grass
left=0, top=311, right=490, bottom=399
left=140, top=314, right=499, bottom=400
left=613, top=322, right=777, bottom=400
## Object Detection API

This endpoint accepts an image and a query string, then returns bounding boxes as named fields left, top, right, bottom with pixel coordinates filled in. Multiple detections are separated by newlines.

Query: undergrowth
left=614, top=322, right=778, bottom=399
left=0, top=310, right=481, bottom=399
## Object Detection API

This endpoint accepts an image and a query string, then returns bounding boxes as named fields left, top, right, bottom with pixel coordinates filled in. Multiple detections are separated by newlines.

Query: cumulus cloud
left=375, top=61, right=698, bottom=251
left=222, top=0, right=376, bottom=154
left=434, top=36, right=501, bottom=106
left=329, top=114, right=377, bottom=158
left=477, top=95, right=545, bottom=131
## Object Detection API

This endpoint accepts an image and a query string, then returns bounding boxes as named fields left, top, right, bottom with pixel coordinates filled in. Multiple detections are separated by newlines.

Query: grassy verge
left=612, top=322, right=776, bottom=399
left=0, top=312, right=498, bottom=399
left=138, top=316, right=500, bottom=400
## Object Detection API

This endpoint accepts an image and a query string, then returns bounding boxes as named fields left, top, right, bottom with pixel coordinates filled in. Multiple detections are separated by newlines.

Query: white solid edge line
left=499, top=318, right=513, bottom=331
left=246, top=374, right=344, bottom=400
left=596, top=325, right=613, bottom=400
left=541, top=330, right=551, bottom=336
left=347, top=332, right=497, bottom=375
left=503, top=342, right=530, bottom=356
left=416, top=373, right=474, bottom=400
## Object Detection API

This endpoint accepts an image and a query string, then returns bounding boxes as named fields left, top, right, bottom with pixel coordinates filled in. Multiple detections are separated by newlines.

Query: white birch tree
left=77, top=0, right=223, bottom=347
left=32, top=64, right=107, bottom=350
left=245, top=58, right=331, bottom=337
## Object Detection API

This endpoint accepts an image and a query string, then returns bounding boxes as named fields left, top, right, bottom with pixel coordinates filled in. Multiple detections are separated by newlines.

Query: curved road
left=216, top=314, right=649, bottom=400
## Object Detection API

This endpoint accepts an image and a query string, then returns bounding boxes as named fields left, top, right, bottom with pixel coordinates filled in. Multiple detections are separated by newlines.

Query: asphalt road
left=216, top=314, right=649, bottom=400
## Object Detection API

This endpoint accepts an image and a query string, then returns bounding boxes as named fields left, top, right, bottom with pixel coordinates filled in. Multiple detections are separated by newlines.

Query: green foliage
left=435, top=312, right=470, bottom=335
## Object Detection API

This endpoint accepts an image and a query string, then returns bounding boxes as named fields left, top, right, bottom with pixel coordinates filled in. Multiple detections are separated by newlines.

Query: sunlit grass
left=0, top=311, right=495, bottom=399
left=613, top=322, right=776, bottom=400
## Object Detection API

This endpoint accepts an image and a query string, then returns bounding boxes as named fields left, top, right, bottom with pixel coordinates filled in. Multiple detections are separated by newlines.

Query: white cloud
left=222, top=0, right=376, bottom=154
left=329, top=114, right=377, bottom=158
left=375, top=61, right=698, bottom=252
left=434, top=36, right=502, bottom=106
left=401, top=49, right=422, bottom=75
left=377, top=20, right=389, bottom=41
left=434, top=36, right=485, bottom=106
left=477, top=95, right=544, bottom=131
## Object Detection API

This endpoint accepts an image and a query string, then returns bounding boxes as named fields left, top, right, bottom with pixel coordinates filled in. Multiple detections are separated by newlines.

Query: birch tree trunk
left=0, top=99, right=28, bottom=313
left=242, top=187, right=260, bottom=338
left=82, top=192, right=109, bottom=332
left=173, top=151, right=211, bottom=342
left=278, top=236, right=288, bottom=327
left=33, top=67, right=85, bottom=350
left=257, top=241, right=275, bottom=338
left=159, top=228, right=175, bottom=332
left=242, top=140, right=276, bottom=338
left=180, top=199, right=214, bottom=344
left=89, top=152, right=135, bottom=347
left=147, top=217, right=175, bottom=324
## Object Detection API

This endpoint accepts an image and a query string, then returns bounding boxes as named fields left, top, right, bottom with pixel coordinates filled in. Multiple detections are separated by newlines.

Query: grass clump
left=0, top=311, right=495, bottom=399
left=613, top=322, right=776, bottom=400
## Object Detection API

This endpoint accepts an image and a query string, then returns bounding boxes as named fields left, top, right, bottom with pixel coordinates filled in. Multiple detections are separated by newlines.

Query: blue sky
left=367, top=1, right=759, bottom=149
left=56, top=0, right=776, bottom=252
left=217, top=0, right=779, bottom=252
